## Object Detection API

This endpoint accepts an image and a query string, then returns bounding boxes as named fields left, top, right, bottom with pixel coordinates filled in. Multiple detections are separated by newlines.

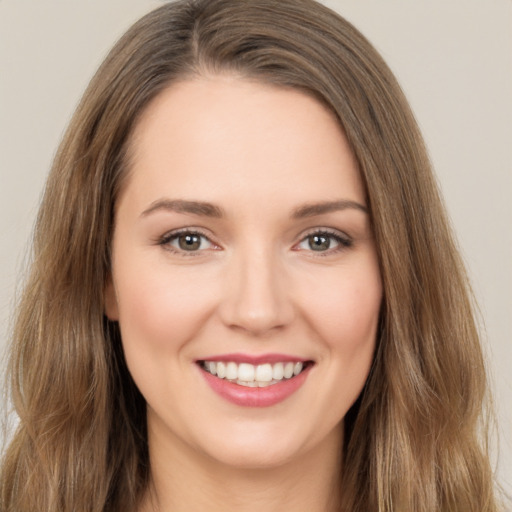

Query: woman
left=0, top=0, right=503, bottom=510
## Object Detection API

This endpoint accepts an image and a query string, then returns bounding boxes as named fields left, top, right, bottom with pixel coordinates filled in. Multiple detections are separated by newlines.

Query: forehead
left=121, top=75, right=364, bottom=213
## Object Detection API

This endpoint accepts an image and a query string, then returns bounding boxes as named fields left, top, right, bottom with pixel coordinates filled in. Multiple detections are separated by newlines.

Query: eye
left=160, top=230, right=215, bottom=253
left=296, top=230, right=351, bottom=253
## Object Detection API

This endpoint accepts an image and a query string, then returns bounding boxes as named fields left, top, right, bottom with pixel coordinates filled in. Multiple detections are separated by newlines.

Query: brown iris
left=178, top=233, right=202, bottom=251
left=308, top=234, right=331, bottom=251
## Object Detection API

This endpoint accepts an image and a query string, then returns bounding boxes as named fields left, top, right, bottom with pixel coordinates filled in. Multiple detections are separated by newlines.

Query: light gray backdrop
left=1, top=0, right=511, bottom=493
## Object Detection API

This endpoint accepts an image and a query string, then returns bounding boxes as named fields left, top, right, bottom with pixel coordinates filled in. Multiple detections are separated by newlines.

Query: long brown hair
left=1, top=0, right=501, bottom=510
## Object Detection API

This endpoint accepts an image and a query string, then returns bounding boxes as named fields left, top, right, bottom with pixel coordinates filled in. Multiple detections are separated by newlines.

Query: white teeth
left=272, top=362, right=284, bottom=380
left=203, top=360, right=307, bottom=386
left=226, top=362, right=238, bottom=380
left=255, top=364, right=273, bottom=382
left=283, top=362, right=294, bottom=379
left=238, top=363, right=255, bottom=382
left=237, top=379, right=257, bottom=387
left=207, top=361, right=217, bottom=375
left=216, top=361, right=226, bottom=379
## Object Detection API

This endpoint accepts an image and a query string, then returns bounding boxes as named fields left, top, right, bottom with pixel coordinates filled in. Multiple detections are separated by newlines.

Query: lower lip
left=199, top=365, right=312, bottom=407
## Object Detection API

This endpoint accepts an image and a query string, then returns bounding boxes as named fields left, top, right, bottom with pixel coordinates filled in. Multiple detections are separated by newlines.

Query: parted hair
left=1, top=0, right=501, bottom=510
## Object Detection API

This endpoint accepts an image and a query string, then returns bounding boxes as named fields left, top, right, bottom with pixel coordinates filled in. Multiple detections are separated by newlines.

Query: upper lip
left=197, top=353, right=312, bottom=365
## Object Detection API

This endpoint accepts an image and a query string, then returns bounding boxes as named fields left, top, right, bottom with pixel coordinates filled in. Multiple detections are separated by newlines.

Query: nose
left=218, top=246, right=295, bottom=336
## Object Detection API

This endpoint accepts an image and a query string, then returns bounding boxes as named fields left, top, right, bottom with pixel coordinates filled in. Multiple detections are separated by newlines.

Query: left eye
left=165, top=232, right=213, bottom=252
left=297, top=232, right=348, bottom=252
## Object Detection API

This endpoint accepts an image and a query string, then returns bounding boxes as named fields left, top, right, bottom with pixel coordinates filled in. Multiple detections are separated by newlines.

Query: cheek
left=302, top=263, right=382, bottom=353
left=288, top=259, right=381, bottom=439
left=114, top=263, right=219, bottom=355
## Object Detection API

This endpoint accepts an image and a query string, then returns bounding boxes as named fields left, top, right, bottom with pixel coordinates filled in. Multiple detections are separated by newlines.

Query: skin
left=105, top=75, right=382, bottom=512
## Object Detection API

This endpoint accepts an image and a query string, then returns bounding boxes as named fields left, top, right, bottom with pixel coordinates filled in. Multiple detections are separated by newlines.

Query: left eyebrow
left=140, top=199, right=225, bottom=218
left=291, top=199, right=368, bottom=219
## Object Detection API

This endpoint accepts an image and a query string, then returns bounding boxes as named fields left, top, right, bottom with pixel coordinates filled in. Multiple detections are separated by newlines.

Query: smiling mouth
left=199, top=360, right=312, bottom=388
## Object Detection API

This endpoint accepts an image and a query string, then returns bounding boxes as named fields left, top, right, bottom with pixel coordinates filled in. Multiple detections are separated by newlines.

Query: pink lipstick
left=196, top=354, right=313, bottom=407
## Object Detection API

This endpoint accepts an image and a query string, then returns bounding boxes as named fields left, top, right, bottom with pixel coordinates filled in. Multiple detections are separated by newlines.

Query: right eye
left=159, top=230, right=216, bottom=254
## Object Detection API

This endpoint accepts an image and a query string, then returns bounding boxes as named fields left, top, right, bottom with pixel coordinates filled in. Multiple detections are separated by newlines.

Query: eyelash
left=157, top=228, right=216, bottom=257
left=296, top=229, right=353, bottom=256
left=156, top=228, right=353, bottom=256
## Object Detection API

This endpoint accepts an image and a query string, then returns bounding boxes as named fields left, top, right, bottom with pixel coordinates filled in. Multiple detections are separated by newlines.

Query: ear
left=104, top=277, right=119, bottom=321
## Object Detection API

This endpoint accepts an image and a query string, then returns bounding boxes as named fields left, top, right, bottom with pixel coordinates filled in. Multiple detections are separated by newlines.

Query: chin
left=203, top=438, right=304, bottom=470
left=193, top=418, right=341, bottom=471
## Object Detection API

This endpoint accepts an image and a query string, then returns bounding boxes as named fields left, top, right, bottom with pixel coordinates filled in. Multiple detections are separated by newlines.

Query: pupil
left=309, top=234, right=330, bottom=251
left=179, top=234, right=201, bottom=251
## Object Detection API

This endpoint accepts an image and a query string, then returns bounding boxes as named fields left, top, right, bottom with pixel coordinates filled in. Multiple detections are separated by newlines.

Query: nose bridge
left=220, top=240, right=293, bottom=335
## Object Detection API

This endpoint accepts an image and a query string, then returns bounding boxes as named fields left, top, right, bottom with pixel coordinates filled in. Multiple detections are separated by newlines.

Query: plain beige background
left=1, top=0, right=511, bottom=492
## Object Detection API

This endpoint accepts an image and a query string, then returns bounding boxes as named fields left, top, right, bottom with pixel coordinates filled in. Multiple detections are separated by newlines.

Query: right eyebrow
left=291, top=199, right=368, bottom=218
left=140, top=199, right=225, bottom=218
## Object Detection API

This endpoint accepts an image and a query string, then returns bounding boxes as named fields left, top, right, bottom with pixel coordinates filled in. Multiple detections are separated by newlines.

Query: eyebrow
left=141, top=199, right=224, bottom=218
left=140, top=198, right=368, bottom=219
left=291, top=199, right=368, bottom=218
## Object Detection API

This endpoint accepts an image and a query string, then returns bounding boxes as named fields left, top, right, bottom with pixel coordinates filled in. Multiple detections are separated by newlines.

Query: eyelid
left=157, top=227, right=220, bottom=255
left=293, top=227, right=353, bottom=254
left=155, top=226, right=352, bottom=257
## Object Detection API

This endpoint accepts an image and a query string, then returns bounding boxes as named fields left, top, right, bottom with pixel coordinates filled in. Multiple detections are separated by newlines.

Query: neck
left=140, top=421, right=343, bottom=512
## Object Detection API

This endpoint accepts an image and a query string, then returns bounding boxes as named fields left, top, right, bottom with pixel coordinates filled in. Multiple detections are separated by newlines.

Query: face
left=105, top=76, right=382, bottom=470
